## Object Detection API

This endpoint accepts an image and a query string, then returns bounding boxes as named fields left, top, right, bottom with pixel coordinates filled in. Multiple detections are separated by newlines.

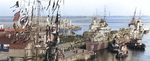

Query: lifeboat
left=116, top=45, right=128, bottom=58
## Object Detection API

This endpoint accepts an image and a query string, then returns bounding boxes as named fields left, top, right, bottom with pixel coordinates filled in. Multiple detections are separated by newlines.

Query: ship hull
left=108, top=42, right=119, bottom=52
left=125, top=43, right=145, bottom=49
left=86, top=41, right=109, bottom=51
left=116, top=53, right=128, bottom=58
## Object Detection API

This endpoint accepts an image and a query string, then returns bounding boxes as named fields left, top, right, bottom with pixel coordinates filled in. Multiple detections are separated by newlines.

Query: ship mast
left=37, top=0, right=41, bottom=26
left=133, top=7, right=137, bottom=18
left=44, top=0, right=63, bottom=61
left=104, top=5, right=106, bottom=20
left=139, top=9, right=141, bottom=18
left=36, top=0, right=41, bottom=44
left=96, top=9, right=98, bottom=18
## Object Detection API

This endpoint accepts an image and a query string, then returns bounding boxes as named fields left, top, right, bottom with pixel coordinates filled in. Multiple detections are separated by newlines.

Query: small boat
left=116, top=45, right=128, bottom=58
left=108, top=39, right=119, bottom=52
left=125, top=39, right=145, bottom=49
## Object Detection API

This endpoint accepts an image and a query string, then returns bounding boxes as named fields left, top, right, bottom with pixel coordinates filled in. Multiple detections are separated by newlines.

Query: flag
left=46, top=0, right=51, bottom=10
left=15, top=1, right=19, bottom=7
left=10, top=1, right=19, bottom=8
left=52, top=0, right=55, bottom=11
left=13, top=11, right=20, bottom=21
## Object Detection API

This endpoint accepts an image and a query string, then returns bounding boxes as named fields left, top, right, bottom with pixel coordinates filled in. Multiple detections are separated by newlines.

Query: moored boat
left=108, top=39, right=119, bottom=52
left=125, top=39, right=145, bottom=49
left=116, top=45, right=128, bottom=58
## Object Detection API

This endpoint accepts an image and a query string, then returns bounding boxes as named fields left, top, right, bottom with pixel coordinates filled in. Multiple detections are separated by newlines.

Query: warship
left=59, top=18, right=82, bottom=31
left=83, top=16, right=111, bottom=51
left=125, top=17, right=147, bottom=49
left=125, top=8, right=149, bottom=49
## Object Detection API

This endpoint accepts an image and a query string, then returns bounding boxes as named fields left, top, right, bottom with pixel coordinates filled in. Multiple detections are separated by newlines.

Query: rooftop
left=4, top=29, right=15, bottom=32
left=9, top=44, right=26, bottom=49
left=10, top=40, right=34, bottom=49
left=0, top=37, right=13, bottom=44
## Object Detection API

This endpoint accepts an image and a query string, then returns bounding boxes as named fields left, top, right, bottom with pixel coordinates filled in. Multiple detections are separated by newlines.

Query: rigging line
left=31, top=6, right=34, bottom=21
left=41, top=0, right=49, bottom=2
left=52, top=0, right=60, bottom=14
left=22, top=0, right=34, bottom=3
left=139, top=9, right=141, bottom=17
left=51, top=14, right=54, bottom=22
left=20, top=0, right=22, bottom=7
left=52, top=0, right=56, bottom=11
left=41, top=5, right=46, bottom=16
left=46, top=0, right=51, bottom=10
left=63, top=0, right=64, bottom=5
left=48, top=9, right=51, bottom=22
left=28, top=0, right=30, bottom=6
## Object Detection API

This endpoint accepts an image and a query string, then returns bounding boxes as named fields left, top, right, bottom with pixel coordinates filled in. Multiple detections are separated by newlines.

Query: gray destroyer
left=83, top=17, right=111, bottom=51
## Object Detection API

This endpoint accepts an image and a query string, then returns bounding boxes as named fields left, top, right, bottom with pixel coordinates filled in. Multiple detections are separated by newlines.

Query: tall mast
left=139, top=9, right=141, bottom=18
left=104, top=5, right=106, bottom=20
left=133, top=7, right=137, bottom=18
left=36, top=0, right=41, bottom=44
left=44, top=0, right=62, bottom=61
left=37, top=0, right=41, bottom=25
left=96, top=9, right=98, bottom=18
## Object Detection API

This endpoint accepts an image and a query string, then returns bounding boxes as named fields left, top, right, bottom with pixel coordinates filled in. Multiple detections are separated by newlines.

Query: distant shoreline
left=0, top=16, right=150, bottom=18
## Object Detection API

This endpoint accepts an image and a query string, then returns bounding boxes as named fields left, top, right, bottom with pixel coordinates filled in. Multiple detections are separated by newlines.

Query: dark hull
left=108, top=43, right=119, bottom=52
left=116, top=51, right=128, bottom=58
left=125, top=43, right=146, bottom=49
left=144, top=30, right=149, bottom=34
left=116, top=53, right=128, bottom=58
left=86, top=42, right=109, bottom=51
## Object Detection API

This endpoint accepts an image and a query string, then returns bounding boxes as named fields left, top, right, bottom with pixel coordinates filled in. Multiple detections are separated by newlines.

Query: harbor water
left=0, top=17, right=150, bottom=61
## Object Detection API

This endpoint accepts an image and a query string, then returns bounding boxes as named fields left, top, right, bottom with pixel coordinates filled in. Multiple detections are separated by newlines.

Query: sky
left=0, top=0, right=150, bottom=16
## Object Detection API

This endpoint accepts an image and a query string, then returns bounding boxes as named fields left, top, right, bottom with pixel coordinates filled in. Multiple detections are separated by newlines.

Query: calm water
left=0, top=17, right=150, bottom=61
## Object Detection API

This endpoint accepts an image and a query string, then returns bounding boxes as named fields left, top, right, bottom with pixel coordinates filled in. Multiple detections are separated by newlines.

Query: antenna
left=37, top=0, right=41, bottom=25
left=104, top=5, right=106, bottom=20
left=63, top=0, right=65, bottom=5
left=133, top=7, right=137, bottom=18
left=139, top=9, right=141, bottom=17
left=96, top=9, right=98, bottom=18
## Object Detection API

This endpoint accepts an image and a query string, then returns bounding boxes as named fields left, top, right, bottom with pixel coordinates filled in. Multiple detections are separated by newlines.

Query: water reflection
left=88, top=48, right=145, bottom=61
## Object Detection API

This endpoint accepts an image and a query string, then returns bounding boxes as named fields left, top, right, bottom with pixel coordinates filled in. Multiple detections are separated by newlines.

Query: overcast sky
left=0, top=0, right=150, bottom=16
